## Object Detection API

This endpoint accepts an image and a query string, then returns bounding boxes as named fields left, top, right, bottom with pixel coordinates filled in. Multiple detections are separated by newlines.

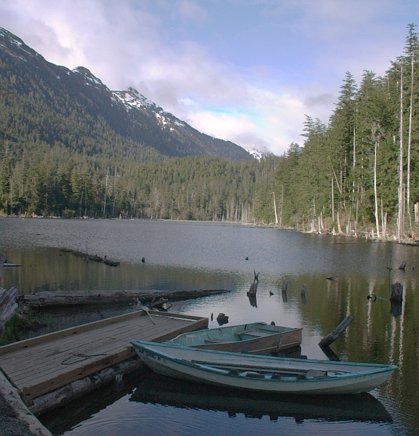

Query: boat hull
left=131, top=340, right=397, bottom=395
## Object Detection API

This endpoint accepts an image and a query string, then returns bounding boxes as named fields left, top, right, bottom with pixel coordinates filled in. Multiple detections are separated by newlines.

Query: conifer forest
left=0, top=24, right=418, bottom=242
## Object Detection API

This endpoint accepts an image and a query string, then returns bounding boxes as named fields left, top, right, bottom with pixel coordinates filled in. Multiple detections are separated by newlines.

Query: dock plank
left=0, top=310, right=207, bottom=404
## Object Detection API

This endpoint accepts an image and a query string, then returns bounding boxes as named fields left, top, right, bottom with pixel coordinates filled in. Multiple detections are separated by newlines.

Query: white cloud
left=0, top=0, right=415, bottom=156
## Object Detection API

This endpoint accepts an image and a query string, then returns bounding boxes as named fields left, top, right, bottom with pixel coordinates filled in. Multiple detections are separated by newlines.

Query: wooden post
left=318, top=315, right=353, bottom=347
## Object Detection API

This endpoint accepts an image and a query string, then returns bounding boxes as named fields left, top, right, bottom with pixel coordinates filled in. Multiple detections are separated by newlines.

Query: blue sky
left=1, top=0, right=417, bottom=155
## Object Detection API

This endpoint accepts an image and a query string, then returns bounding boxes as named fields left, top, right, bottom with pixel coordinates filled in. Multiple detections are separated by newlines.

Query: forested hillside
left=0, top=27, right=251, bottom=163
left=270, top=24, right=418, bottom=241
left=0, top=25, right=417, bottom=242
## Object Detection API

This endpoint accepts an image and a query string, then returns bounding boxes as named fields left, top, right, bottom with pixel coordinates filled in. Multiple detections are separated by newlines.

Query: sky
left=1, top=0, right=417, bottom=155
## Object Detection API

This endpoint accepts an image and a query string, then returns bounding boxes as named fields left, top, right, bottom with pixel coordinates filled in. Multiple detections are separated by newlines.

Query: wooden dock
left=0, top=310, right=207, bottom=412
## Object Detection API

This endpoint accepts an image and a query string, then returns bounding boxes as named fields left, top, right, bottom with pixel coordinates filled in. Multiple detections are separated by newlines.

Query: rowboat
left=130, top=340, right=397, bottom=395
left=169, top=322, right=302, bottom=354
left=131, top=369, right=393, bottom=423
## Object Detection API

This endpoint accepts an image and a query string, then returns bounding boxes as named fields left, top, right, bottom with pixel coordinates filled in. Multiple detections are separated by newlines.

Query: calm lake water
left=0, top=217, right=418, bottom=435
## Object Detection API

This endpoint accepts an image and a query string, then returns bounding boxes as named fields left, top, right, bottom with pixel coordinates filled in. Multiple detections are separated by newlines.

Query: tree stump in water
left=390, top=282, right=403, bottom=302
left=247, top=271, right=259, bottom=296
left=216, top=313, right=229, bottom=325
left=318, top=315, right=354, bottom=347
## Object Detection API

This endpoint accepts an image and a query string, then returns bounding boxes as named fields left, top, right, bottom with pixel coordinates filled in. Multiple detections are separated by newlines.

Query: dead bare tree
left=247, top=271, right=259, bottom=297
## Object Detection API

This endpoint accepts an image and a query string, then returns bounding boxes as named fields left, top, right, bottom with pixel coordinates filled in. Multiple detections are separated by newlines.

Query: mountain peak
left=113, top=87, right=156, bottom=111
left=0, top=27, right=40, bottom=62
left=72, top=66, right=105, bottom=88
left=0, top=26, right=252, bottom=161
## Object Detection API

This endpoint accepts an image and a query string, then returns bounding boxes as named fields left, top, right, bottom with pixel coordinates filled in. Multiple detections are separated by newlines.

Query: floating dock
left=0, top=310, right=208, bottom=415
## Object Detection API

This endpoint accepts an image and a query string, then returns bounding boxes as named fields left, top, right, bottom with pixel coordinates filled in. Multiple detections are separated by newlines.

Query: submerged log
left=318, top=315, right=354, bottom=347
left=20, top=289, right=231, bottom=308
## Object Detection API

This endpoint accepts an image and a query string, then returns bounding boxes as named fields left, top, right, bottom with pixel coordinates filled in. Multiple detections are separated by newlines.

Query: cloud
left=0, top=0, right=415, bottom=156
left=176, top=0, right=208, bottom=21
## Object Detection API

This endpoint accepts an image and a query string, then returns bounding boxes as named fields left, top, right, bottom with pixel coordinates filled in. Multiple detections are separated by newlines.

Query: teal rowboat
left=130, top=340, right=397, bottom=395
left=169, top=322, right=302, bottom=354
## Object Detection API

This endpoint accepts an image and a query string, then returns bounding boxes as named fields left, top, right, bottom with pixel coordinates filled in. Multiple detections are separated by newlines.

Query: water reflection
left=247, top=294, right=257, bottom=307
left=129, top=370, right=392, bottom=424
left=390, top=301, right=403, bottom=318
left=0, top=218, right=417, bottom=434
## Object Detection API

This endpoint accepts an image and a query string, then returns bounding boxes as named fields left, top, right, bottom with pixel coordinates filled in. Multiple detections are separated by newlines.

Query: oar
left=137, top=300, right=156, bottom=324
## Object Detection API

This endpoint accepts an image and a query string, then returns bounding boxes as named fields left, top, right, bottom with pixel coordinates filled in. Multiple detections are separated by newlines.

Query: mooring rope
left=61, top=352, right=107, bottom=365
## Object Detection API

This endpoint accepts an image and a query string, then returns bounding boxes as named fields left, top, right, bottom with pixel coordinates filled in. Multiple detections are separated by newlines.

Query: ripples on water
left=0, top=218, right=418, bottom=435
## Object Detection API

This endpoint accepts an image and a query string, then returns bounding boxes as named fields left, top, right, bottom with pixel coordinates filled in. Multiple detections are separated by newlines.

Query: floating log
left=390, top=282, right=403, bottom=302
left=103, top=256, right=120, bottom=267
left=20, top=289, right=231, bottom=308
left=0, top=287, right=19, bottom=331
left=87, top=254, right=103, bottom=262
left=318, top=315, right=354, bottom=347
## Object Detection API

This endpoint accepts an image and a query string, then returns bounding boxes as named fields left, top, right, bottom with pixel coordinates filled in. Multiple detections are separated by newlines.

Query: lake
left=0, top=217, right=418, bottom=435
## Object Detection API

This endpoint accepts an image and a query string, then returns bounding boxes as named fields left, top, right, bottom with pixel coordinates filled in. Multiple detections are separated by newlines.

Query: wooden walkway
left=0, top=310, right=207, bottom=406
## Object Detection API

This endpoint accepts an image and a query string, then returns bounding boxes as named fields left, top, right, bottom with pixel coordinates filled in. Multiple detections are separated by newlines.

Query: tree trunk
left=397, top=65, right=404, bottom=242
left=272, top=192, right=278, bottom=224
left=373, top=138, right=380, bottom=238
left=406, top=52, right=414, bottom=236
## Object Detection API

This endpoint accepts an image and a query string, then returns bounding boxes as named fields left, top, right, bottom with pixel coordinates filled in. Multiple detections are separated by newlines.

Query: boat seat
left=305, top=369, right=327, bottom=378
left=241, top=371, right=265, bottom=379
left=204, top=338, right=228, bottom=344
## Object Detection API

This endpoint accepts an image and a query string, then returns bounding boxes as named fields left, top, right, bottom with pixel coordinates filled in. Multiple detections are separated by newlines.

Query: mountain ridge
left=0, top=27, right=252, bottom=161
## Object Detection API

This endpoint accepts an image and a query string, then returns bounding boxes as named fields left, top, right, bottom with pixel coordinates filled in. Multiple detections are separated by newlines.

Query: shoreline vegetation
left=1, top=26, right=418, bottom=246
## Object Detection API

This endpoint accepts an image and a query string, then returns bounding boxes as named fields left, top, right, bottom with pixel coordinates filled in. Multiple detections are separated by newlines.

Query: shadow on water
left=129, top=370, right=393, bottom=423
left=41, top=368, right=393, bottom=435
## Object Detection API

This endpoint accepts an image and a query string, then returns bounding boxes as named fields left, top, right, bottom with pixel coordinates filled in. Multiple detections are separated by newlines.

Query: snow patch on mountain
left=113, top=87, right=186, bottom=130
left=73, top=67, right=104, bottom=88
left=246, top=146, right=274, bottom=160
left=113, top=87, right=155, bottom=111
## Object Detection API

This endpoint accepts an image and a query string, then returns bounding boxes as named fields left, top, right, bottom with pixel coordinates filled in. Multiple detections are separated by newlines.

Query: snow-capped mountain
left=0, top=27, right=252, bottom=161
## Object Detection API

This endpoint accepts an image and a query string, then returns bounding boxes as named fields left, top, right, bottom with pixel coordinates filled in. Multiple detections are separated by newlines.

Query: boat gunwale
left=131, top=340, right=398, bottom=373
left=140, top=348, right=397, bottom=383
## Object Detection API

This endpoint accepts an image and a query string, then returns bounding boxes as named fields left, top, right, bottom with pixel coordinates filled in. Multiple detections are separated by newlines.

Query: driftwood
left=0, top=287, right=19, bottom=330
left=318, top=315, right=354, bottom=347
left=20, top=289, right=231, bottom=308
